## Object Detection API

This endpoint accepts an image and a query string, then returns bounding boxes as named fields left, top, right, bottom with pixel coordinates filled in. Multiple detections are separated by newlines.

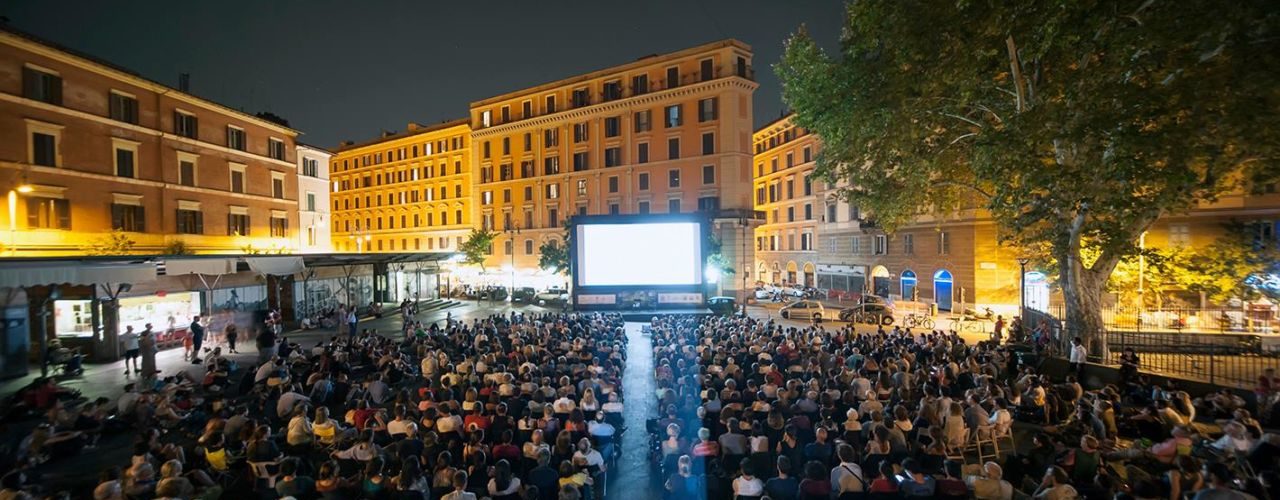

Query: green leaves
left=459, top=228, right=498, bottom=272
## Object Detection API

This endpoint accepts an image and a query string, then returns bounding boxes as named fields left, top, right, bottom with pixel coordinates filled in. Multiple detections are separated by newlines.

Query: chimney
left=406, top=122, right=423, bottom=132
left=178, top=73, right=190, bottom=92
left=381, top=129, right=396, bottom=138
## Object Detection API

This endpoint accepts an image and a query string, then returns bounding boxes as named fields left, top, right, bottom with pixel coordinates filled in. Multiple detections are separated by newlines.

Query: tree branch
left=940, top=112, right=985, bottom=129
left=931, top=180, right=994, bottom=201
left=1007, top=36, right=1027, bottom=112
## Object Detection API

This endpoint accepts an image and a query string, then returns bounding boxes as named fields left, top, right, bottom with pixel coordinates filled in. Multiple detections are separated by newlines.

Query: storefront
left=55, top=291, right=201, bottom=339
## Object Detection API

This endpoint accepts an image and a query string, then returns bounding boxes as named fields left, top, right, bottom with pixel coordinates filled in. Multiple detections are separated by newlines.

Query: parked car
left=706, top=296, right=738, bottom=316
left=780, top=300, right=827, bottom=322
left=839, top=303, right=896, bottom=325
left=536, top=288, right=569, bottom=305
left=511, top=287, right=537, bottom=303
left=754, top=287, right=776, bottom=299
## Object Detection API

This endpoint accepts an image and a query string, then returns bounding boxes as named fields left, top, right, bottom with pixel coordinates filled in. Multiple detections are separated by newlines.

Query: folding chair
left=247, top=460, right=281, bottom=491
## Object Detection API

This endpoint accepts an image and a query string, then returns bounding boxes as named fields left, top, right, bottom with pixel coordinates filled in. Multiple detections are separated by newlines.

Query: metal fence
left=1036, top=303, right=1279, bottom=335
left=1027, top=305, right=1280, bottom=388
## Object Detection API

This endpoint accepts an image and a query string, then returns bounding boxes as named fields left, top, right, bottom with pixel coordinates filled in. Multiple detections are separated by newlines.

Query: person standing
left=346, top=308, right=358, bottom=339
left=225, top=321, right=239, bottom=354
left=139, top=324, right=158, bottom=380
left=120, top=325, right=141, bottom=374
left=1069, top=337, right=1087, bottom=380
left=257, top=325, right=278, bottom=366
left=189, top=315, right=205, bottom=364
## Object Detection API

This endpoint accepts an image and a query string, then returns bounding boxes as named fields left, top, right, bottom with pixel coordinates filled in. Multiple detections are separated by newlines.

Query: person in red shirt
left=869, top=462, right=899, bottom=493
left=351, top=400, right=378, bottom=431
left=691, top=428, right=720, bottom=457
left=463, top=406, right=491, bottom=435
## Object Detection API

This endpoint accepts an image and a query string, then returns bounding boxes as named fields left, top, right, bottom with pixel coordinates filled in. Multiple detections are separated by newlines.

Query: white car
left=780, top=300, right=827, bottom=322
left=753, top=287, right=776, bottom=299
left=535, top=288, right=569, bottom=305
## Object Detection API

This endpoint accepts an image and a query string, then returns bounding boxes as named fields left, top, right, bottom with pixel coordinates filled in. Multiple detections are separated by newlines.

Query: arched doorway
left=802, top=262, right=816, bottom=288
left=870, top=266, right=890, bottom=298
left=934, top=269, right=954, bottom=311
left=900, top=270, right=918, bottom=302
left=785, top=261, right=798, bottom=285
left=1025, top=271, right=1050, bottom=312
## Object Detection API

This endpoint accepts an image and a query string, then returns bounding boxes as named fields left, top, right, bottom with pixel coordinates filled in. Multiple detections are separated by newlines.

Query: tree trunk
left=1061, top=263, right=1109, bottom=362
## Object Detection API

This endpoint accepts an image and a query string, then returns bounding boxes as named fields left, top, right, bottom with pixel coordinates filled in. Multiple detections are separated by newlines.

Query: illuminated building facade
left=751, top=114, right=823, bottom=288
left=0, top=26, right=301, bottom=256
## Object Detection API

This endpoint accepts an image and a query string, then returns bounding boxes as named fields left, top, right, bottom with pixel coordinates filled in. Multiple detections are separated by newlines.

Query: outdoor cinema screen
left=575, top=221, right=703, bottom=287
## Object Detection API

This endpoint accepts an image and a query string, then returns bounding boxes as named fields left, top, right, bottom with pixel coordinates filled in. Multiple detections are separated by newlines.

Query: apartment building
left=752, top=114, right=824, bottom=288
left=329, top=119, right=472, bottom=254
left=468, top=39, right=760, bottom=297
left=0, top=26, right=301, bottom=256
left=296, top=144, right=332, bottom=253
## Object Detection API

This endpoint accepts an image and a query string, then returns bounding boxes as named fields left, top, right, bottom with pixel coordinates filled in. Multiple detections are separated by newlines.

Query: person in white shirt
left=831, top=443, right=865, bottom=494
left=117, top=383, right=141, bottom=416
left=553, top=395, right=576, bottom=414
left=387, top=405, right=416, bottom=438
left=988, top=398, right=1014, bottom=436
left=1069, top=337, right=1088, bottom=379
left=733, top=463, right=766, bottom=498
left=967, top=461, right=1014, bottom=500
left=255, top=357, right=281, bottom=384
left=276, top=385, right=310, bottom=419
left=120, top=326, right=141, bottom=374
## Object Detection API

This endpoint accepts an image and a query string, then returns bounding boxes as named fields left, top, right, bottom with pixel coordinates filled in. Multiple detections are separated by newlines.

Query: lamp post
left=504, top=223, right=521, bottom=304
left=1018, top=258, right=1030, bottom=321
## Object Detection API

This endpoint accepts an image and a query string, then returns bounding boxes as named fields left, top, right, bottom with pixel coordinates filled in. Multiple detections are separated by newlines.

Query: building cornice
left=0, top=92, right=297, bottom=169
left=471, top=78, right=758, bottom=138
left=0, top=161, right=298, bottom=205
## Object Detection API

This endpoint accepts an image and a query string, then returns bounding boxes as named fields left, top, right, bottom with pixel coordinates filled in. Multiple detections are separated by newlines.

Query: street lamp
left=504, top=223, right=521, bottom=303
left=1018, top=258, right=1030, bottom=322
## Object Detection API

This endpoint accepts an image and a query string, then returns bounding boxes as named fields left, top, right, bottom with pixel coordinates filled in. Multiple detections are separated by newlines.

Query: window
left=577, top=205, right=587, bottom=216
left=229, top=165, right=246, bottom=193
left=500, top=106, right=510, bottom=123
left=174, top=111, right=198, bottom=139
left=302, top=158, right=319, bottom=177
left=668, top=169, right=681, bottom=188
left=608, top=203, right=620, bottom=215
left=666, top=66, right=680, bottom=88
left=668, top=138, right=680, bottom=160
left=608, top=176, right=619, bottom=193
left=27, top=197, right=70, bottom=229
left=572, top=88, right=589, bottom=107
left=697, top=196, right=720, bottom=212
left=548, top=208, right=558, bottom=227
left=604, top=147, right=621, bottom=167
left=577, top=180, right=587, bottom=196
left=525, top=239, right=534, bottom=255
left=522, top=100, right=532, bottom=118
left=227, top=212, right=250, bottom=236
left=701, top=133, right=715, bottom=155
left=176, top=208, right=203, bottom=234
left=179, top=159, right=196, bottom=186
left=573, top=123, right=589, bottom=143
left=523, top=132, right=532, bottom=151
left=22, top=66, right=61, bottom=105
left=482, top=191, right=493, bottom=205
left=113, top=139, right=138, bottom=178
left=637, top=143, right=649, bottom=163
left=668, top=198, right=681, bottom=213
left=787, top=207, right=795, bottom=222
left=801, top=233, right=813, bottom=251
left=1168, top=224, right=1191, bottom=247
left=272, top=173, right=285, bottom=199
left=702, top=165, right=715, bottom=184
left=638, top=173, right=650, bottom=191
left=573, top=152, right=589, bottom=171
left=634, top=110, right=652, bottom=132
left=827, top=204, right=837, bottom=223
left=544, top=128, right=560, bottom=147
left=786, top=153, right=794, bottom=168
left=937, top=232, right=950, bottom=255
left=502, top=137, right=511, bottom=155
left=481, top=214, right=492, bottom=231
left=481, top=110, right=492, bottom=127
left=305, top=192, right=317, bottom=212
left=227, top=127, right=246, bottom=151
left=270, top=216, right=288, bottom=237
left=700, top=58, right=714, bottom=81
left=503, top=188, right=511, bottom=203
left=664, top=104, right=683, bottom=127
left=803, top=147, right=812, bottom=163
left=546, top=183, right=560, bottom=199
left=483, top=141, right=492, bottom=158
left=803, top=176, right=812, bottom=196
left=545, top=94, right=556, bottom=113
left=737, top=56, right=748, bottom=77
left=111, top=204, right=145, bottom=232
left=787, top=180, right=795, bottom=199
left=544, top=157, right=560, bottom=175
left=500, top=163, right=513, bottom=181
left=804, top=204, right=813, bottom=220
left=903, top=234, right=914, bottom=254
left=632, top=74, right=648, bottom=94
left=638, top=201, right=650, bottom=214
left=503, top=212, right=512, bottom=230
left=698, top=97, right=718, bottom=122
left=109, top=91, right=138, bottom=124
left=32, top=132, right=58, bottom=167
left=604, top=116, right=621, bottom=137
left=874, top=235, right=887, bottom=255
left=603, top=80, right=622, bottom=101
left=771, top=158, right=778, bottom=172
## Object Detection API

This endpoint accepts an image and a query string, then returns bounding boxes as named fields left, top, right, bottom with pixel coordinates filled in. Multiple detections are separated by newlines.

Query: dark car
left=706, top=296, right=737, bottom=316
left=511, top=287, right=537, bottom=303
left=839, top=303, right=895, bottom=325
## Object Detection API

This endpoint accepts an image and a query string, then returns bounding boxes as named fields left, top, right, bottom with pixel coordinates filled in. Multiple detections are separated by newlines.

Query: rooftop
left=333, top=118, right=471, bottom=154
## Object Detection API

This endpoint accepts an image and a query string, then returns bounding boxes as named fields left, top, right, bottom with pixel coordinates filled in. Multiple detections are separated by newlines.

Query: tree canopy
left=459, top=228, right=497, bottom=271
left=778, top=0, right=1280, bottom=351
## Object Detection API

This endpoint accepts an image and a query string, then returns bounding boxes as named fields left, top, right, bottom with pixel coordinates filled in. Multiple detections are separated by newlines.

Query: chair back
left=248, top=461, right=281, bottom=489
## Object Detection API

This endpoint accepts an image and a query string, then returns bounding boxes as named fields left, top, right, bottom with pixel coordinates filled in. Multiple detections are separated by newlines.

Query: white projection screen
left=576, top=222, right=703, bottom=287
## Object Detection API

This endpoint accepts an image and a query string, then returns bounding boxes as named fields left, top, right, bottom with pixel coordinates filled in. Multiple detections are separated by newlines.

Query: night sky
left=4, top=1, right=844, bottom=149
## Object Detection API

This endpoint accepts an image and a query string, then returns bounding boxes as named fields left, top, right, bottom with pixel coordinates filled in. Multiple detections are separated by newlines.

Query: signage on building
left=979, top=262, right=997, bottom=270
left=577, top=294, right=617, bottom=305
left=658, top=293, right=703, bottom=304
left=816, top=264, right=866, bottom=276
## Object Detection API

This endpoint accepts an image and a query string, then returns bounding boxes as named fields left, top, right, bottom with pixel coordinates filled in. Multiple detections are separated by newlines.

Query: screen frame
left=569, top=213, right=711, bottom=308
left=575, top=221, right=702, bottom=287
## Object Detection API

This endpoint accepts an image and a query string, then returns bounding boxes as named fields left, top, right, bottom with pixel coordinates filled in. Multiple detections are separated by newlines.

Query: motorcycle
left=962, top=307, right=995, bottom=322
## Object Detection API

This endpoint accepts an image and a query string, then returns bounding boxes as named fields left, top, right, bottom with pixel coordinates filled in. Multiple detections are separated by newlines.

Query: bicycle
left=948, top=317, right=987, bottom=334
left=901, top=313, right=935, bottom=330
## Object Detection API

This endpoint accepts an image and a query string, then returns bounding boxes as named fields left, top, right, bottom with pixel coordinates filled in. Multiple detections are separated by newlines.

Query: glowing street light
left=705, top=266, right=722, bottom=284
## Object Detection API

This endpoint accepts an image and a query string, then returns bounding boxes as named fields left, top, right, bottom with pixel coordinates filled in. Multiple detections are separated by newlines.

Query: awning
left=0, top=262, right=157, bottom=289
left=246, top=256, right=305, bottom=276
left=164, top=258, right=236, bottom=276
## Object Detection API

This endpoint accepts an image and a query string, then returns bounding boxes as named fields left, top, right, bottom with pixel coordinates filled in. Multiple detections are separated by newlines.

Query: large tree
left=459, top=228, right=497, bottom=272
left=778, top=0, right=1279, bottom=356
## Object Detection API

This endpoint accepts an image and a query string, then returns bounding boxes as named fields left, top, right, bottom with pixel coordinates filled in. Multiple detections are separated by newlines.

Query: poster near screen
left=575, top=221, right=703, bottom=287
